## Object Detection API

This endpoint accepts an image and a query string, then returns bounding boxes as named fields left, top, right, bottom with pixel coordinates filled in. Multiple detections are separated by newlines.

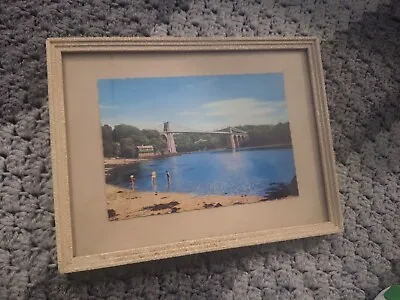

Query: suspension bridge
left=155, top=122, right=248, bottom=154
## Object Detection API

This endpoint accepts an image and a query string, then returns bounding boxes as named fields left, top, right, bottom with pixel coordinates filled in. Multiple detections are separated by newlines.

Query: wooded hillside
left=101, top=122, right=293, bottom=158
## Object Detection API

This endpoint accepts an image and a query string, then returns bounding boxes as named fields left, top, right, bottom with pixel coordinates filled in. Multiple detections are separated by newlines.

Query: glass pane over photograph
left=97, top=73, right=299, bottom=221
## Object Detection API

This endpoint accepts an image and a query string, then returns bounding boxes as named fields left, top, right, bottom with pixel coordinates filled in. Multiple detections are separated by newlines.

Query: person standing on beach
left=151, top=171, right=157, bottom=194
left=166, top=171, right=171, bottom=186
left=130, top=175, right=135, bottom=191
left=151, top=171, right=157, bottom=185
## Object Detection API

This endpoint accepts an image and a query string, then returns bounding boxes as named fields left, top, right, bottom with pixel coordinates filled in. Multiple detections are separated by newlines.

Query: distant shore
left=105, top=184, right=292, bottom=221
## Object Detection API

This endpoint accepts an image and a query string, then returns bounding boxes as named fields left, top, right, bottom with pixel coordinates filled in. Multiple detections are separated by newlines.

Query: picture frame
left=46, top=36, right=343, bottom=274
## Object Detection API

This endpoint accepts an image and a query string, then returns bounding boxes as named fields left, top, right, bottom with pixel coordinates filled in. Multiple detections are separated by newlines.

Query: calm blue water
left=109, top=147, right=297, bottom=197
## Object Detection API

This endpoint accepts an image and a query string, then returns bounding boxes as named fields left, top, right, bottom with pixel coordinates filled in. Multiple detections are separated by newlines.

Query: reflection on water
left=107, top=147, right=298, bottom=197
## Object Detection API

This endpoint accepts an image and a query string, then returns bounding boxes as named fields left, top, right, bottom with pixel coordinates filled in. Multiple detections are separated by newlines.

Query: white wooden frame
left=46, top=36, right=343, bottom=273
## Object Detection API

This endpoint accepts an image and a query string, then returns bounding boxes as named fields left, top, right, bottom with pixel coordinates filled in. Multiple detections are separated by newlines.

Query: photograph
left=98, top=72, right=299, bottom=221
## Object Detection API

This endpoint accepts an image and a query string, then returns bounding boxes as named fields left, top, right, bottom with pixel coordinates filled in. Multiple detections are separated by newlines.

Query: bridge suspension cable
left=153, top=121, right=247, bottom=134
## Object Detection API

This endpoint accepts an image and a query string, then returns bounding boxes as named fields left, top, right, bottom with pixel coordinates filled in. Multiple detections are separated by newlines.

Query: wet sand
left=105, top=184, right=273, bottom=221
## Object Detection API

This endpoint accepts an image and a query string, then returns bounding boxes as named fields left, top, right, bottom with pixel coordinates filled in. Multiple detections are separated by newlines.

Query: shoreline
left=104, top=158, right=149, bottom=175
left=105, top=184, right=292, bottom=221
left=104, top=155, right=180, bottom=176
left=104, top=157, right=149, bottom=166
left=238, top=144, right=292, bottom=150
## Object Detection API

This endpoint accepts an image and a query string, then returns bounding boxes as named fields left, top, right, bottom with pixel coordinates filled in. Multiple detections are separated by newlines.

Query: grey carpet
left=1, top=0, right=400, bottom=299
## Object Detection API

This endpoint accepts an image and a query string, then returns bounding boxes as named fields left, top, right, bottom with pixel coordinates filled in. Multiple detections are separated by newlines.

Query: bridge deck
left=161, top=131, right=247, bottom=134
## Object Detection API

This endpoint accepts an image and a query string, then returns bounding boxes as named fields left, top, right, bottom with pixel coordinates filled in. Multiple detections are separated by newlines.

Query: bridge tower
left=163, top=122, right=177, bottom=154
left=229, top=127, right=236, bottom=150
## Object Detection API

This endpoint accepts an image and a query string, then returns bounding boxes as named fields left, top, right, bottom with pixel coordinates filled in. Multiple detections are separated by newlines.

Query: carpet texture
left=1, top=0, right=400, bottom=299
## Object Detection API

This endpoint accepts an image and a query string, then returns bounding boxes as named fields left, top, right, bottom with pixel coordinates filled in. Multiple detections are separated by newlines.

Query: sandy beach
left=105, top=184, right=273, bottom=221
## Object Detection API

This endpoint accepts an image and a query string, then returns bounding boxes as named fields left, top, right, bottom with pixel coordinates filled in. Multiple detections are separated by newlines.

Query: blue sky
left=97, top=73, right=288, bottom=131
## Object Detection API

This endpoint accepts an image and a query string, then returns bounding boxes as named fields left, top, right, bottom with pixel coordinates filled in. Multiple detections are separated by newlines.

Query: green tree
left=113, top=124, right=142, bottom=142
left=100, top=124, right=170, bottom=158
left=102, top=124, right=114, bottom=157
left=209, top=136, right=221, bottom=148
left=113, top=142, right=121, bottom=157
left=142, top=129, right=161, bottom=139
left=149, top=137, right=167, bottom=154
left=119, top=137, right=137, bottom=158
